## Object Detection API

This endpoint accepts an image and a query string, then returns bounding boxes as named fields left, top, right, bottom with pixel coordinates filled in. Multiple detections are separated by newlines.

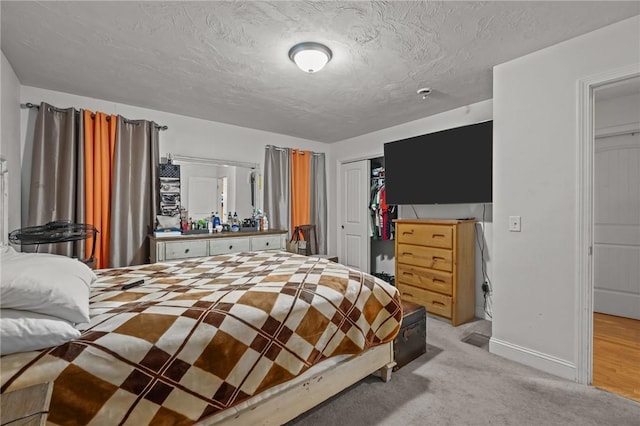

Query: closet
left=369, top=157, right=396, bottom=283
left=338, top=156, right=396, bottom=278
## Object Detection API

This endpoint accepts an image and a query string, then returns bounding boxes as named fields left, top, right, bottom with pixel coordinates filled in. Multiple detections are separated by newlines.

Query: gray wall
left=491, top=15, right=640, bottom=379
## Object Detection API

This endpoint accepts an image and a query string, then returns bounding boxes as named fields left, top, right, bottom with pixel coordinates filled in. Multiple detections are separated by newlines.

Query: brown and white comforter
left=1, top=251, right=401, bottom=425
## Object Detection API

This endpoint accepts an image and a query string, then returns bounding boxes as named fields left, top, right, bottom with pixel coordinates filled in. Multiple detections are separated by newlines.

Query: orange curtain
left=83, top=111, right=117, bottom=268
left=290, top=149, right=310, bottom=235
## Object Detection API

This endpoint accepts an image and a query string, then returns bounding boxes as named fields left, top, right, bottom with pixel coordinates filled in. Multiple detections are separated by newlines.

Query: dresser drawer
left=251, top=235, right=282, bottom=251
left=164, top=240, right=208, bottom=260
left=398, top=284, right=452, bottom=319
left=397, top=224, right=453, bottom=249
left=397, top=264, right=453, bottom=295
left=396, top=243, right=453, bottom=272
left=209, top=237, right=251, bottom=255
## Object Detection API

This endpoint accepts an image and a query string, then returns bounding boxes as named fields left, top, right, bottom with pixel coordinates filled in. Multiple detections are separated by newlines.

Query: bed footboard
left=202, top=341, right=395, bottom=426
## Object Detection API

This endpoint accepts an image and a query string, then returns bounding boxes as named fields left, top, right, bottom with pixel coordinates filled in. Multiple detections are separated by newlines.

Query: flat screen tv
left=383, top=121, right=492, bottom=205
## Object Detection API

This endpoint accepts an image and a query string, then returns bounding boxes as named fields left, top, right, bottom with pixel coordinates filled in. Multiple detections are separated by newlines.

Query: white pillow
left=0, top=246, right=96, bottom=323
left=0, top=309, right=81, bottom=355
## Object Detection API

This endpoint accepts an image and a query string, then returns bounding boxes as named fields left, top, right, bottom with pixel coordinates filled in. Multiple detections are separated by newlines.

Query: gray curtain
left=110, top=117, right=159, bottom=267
left=310, top=153, right=327, bottom=254
left=263, top=145, right=291, bottom=235
left=27, top=102, right=85, bottom=257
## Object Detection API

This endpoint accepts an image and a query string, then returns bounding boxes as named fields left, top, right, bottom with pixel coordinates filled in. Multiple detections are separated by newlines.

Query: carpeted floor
left=287, top=315, right=640, bottom=426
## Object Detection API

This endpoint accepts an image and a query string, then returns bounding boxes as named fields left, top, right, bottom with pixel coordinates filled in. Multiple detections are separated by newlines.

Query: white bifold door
left=594, top=129, right=640, bottom=319
left=339, top=160, right=370, bottom=273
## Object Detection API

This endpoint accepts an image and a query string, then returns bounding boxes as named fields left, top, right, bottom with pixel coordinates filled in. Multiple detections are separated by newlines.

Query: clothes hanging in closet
left=370, top=169, right=397, bottom=240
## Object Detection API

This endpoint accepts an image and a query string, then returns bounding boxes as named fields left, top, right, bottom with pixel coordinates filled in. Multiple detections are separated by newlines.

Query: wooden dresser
left=149, top=229, right=287, bottom=263
left=394, top=219, right=475, bottom=326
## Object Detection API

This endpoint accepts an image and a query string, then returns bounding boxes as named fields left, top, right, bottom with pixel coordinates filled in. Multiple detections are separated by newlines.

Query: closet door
left=594, top=130, right=640, bottom=319
left=339, top=160, right=370, bottom=273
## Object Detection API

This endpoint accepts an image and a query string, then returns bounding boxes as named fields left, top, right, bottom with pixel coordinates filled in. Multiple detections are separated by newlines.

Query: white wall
left=329, top=99, right=494, bottom=318
left=595, top=90, right=640, bottom=130
left=19, top=86, right=331, bottom=243
left=1, top=52, right=21, bottom=240
left=491, top=15, right=640, bottom=380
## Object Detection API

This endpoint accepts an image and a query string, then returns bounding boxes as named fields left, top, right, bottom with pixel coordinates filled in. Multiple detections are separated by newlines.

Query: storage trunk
left=393, top=301, right=427, bottom=371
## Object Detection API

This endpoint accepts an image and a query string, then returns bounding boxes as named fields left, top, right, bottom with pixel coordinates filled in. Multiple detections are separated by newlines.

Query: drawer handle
left=402, top=271, right=414, bottom=276
left=229, top=245, right=233, bottom=250
left=185, top=248, right=190, bottom=253
left=433, top=278, right=445, bottom=284
left=432, top=301, right=445, bottom=306
left=402, top=252, right=414, bottom=256
left=432, top=233, right=446, bottom=238
left=432, top=256, right=446, bottom=261
left=402, top=229, right=415, bottom=235
left=403, top=292, right=414, bottom=298
left=266, top=242, right=269, bottom=246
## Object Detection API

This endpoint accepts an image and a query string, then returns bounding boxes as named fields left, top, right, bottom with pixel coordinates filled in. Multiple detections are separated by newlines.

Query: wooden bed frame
left=201, top=341, right=395, bottom=425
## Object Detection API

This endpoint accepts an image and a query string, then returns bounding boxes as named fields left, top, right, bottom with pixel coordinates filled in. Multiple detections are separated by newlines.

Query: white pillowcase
left=0, top=246, right=96, bottom=323
left=0, top=308, right=81, bottom=355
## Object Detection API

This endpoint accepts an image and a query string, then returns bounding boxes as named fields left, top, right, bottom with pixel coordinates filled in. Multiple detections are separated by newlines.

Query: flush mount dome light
left=288, top=42, right=332, bottom=73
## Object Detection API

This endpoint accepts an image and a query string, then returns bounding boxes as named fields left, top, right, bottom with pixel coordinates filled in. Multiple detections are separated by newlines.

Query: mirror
left=165, top=154, right=260, bottom=223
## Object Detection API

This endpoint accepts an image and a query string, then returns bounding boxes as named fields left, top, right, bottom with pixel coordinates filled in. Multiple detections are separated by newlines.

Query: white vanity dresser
left=149, top=229, right=287, bottom=263
left=151, top=153, right=288, bottom=263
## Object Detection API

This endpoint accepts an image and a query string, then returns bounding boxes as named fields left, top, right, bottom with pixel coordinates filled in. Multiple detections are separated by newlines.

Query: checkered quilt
left=1, top=251, right=401, bottom=425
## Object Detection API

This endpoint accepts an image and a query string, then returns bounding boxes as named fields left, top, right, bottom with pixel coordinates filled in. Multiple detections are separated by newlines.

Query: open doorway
left=591, top=76, right=640, bottom=402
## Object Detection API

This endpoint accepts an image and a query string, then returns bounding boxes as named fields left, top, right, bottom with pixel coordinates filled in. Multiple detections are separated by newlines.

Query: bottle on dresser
left=262, top=214, right=269, bottom=231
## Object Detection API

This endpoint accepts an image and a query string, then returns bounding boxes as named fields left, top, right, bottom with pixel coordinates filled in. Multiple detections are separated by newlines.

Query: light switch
left=509, top=216, right=521, bottom=232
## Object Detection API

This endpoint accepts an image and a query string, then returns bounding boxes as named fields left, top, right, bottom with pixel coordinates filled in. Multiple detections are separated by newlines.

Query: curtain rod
left=22, top=102, right=168, bottom=131
left=265, top=145, right=325, bottom=156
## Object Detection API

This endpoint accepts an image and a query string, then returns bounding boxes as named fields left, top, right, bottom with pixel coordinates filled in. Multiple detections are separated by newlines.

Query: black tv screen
left=384, top=121, right=492, bottom=205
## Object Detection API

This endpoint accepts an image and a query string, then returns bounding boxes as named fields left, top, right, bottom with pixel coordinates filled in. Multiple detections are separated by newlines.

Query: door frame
left=576, top=63, right=640, bottom=385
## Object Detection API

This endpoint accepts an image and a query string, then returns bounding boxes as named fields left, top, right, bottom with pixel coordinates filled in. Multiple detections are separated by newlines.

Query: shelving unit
left=158, top=162, right=181, bottom=217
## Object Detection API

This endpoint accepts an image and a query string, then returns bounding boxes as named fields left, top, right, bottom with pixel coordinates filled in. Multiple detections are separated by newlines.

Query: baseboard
left=594, top=289, right=640, bottom=320
left=489, top=338, right=576, bottom=381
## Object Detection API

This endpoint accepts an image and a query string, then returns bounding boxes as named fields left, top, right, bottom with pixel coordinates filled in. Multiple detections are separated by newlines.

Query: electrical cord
left=408, top=203, right=493, bottom=317
left=475, top=203, right=493, bottom=318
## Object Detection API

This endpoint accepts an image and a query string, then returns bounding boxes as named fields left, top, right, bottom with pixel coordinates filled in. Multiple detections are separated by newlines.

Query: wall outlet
left=509, top=216, right=521, bottom=232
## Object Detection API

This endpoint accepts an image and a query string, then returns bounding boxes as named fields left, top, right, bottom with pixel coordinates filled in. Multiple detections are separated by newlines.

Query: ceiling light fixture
left=288, top=42, right=332, bottom=73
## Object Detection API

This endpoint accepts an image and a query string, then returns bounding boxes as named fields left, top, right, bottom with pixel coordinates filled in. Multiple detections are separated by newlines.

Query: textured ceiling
left=2, top=1, right=639, bottom=142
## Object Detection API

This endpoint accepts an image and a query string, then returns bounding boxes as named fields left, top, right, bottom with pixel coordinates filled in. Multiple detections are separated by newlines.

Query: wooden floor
left=593, top=313, right=640, bottom=402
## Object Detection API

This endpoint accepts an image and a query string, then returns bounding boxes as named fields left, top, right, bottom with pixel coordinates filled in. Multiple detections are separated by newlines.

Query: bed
left=1, top=249, right=402, bottom=425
